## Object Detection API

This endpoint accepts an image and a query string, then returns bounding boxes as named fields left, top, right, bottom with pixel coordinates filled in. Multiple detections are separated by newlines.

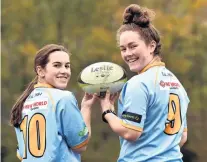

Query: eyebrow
left=119, top=42, right=136, bottom=48
left=52, top=61, right=70, bottom=64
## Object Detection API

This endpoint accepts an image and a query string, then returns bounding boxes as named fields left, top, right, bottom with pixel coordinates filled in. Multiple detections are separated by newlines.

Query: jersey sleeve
left=56, top=93, right=89, bottom=149
left=119, top=80, right=149, bottom=132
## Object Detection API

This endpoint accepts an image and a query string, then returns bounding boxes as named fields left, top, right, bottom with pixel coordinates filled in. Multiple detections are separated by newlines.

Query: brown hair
left=117, top=4, right=161, bottom=56
left=10, top=44, right=69, bottom=127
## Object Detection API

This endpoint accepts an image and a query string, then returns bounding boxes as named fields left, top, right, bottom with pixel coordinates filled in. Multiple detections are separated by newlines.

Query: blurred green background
left=2, top=0, right=207, bottom=161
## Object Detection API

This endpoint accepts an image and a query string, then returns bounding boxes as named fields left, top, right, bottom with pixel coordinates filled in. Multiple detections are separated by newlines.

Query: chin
left=59, top=86, right=67, bottom=90
left=55, top=83, right=68, bottom=90
left=129, top=66, right=140, bottom=73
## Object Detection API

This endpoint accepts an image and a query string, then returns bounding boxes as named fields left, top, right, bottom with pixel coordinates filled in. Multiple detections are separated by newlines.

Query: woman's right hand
left=99, top=90, right=119, bottom=112
left=81, top=93, right=97, bottom=109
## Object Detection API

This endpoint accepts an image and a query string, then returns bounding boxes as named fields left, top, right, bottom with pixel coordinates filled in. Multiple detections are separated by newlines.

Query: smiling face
left=37, top=51, right=71, bottom=89
left=119, top=31, right=155, bottom=73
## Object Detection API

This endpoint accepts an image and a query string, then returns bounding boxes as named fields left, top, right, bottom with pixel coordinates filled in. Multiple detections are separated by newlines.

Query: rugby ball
left=78, top=62, right=127, bottom=96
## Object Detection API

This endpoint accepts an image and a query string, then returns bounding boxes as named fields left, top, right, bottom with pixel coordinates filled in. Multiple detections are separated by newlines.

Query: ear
left=36, top=66, right=45, bottom=78
left=149, top=40, right=156, bottom=54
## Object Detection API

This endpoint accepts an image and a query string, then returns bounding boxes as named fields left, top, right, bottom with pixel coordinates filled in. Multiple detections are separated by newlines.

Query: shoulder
left=125, top=75, right=144, bottom=91
left=47, top=88, right=76, bottom=101
left=121, top=75, right=149, bottom=98
left=121, top=67, right=161, bottom=98
left=126, top=67, right=158, bottom=89
left=57, top=90, right=77, bottom=105
left=55, top=90, right=79, bottom=112
left=43, top=88, right=79, bottom=109
left=130, top=66, right=159, bottom=84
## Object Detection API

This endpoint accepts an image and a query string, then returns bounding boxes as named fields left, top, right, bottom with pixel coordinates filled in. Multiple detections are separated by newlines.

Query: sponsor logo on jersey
left=23, top=98, right=48, bottom=112
left=28, top=92, right=42, bottom=99
left=161, top=72, right=173, bottom=77
left=78, top=127, right=88, bottom=136
left=160, top=80, right=180, bottom=90
left=121, top=111, right=142, bottom=123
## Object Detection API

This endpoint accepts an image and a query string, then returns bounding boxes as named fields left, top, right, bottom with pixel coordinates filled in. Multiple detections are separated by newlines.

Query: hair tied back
left=123, top=4, right=153, bottom=28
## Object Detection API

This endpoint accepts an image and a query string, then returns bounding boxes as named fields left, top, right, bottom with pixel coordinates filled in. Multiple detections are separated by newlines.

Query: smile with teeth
left=127, top=58, right=139, bottom=63
left=57, top=76, right=68, bottom=79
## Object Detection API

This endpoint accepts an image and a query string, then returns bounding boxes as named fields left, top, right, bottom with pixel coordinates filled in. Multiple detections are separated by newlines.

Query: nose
left=60, top=66, right=70, bottom=74
left=125, top=48, right=133, bottom=56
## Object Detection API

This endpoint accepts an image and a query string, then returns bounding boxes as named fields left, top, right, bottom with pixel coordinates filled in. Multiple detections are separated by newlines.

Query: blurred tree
left=1, top=146, right=8, bottom=162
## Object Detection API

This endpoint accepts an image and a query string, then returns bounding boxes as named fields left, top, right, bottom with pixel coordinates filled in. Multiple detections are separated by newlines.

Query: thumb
left=105, top=89, right=110, bottom=99
left=92, top=93, right=98, bottom=101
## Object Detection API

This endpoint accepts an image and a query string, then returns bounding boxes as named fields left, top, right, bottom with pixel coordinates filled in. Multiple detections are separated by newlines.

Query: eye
left=53, top=64, right=61, bottom=68
left=130, top=44, right=137, bottom=49
left=65, top=64, right=70, bottom=69
left=120, top=48, right=126, bottom=52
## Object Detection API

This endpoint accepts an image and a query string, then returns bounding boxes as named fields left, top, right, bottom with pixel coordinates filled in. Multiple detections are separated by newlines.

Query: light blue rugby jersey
left=118, top=61, right=189, bottom=162
left=15, top=84, right=89, bottom=162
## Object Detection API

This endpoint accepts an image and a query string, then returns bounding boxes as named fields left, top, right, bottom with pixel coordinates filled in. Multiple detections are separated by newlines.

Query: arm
left=72, top=146, right=87, bottom=153
left=71, top=107, right=91, bottom=153
left=100, top=85, right=146, bottom=141
left=71, top=140, right=88, bottom=153
left=179, top=131, right=187, bottom=147
left=72, top=107, right=91, bottom=154
left=57, top=94, right=93, bottom=154
left=80, top=93, right=97, bottom=139
left=72, top=93, right=97, bottom=153
left=105, top=112, right=142, bottom=141
left=80, top=107, right=92, bottom=139
left=179, top=115, right=188, bottom=147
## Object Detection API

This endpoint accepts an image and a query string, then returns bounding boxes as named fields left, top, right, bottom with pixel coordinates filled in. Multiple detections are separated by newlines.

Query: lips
left=56, top=76, right=69, bottom=82
left=57, top=76, right=68, bottom=79
left=126, top=57, right=139, bottom=63
left=57, top=77, right=68, bottom=79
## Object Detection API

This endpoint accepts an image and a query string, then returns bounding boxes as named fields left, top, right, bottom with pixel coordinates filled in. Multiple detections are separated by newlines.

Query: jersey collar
left=34, top=83, right=54, bottom=88
left=139, top=57, right=165, bottom=74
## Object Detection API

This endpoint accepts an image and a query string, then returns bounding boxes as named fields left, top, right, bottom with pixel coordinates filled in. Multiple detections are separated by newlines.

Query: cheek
left=45, top=70, right=56, bottom=79
left=68, top=71, right=72, bottom=77
left=120, top=53, right=125, bottom=60
left=139, top=48, right=148, bottom=57
left=45, top=73, right=54, bottom=81
left=67, top=69, right=71, bottom=75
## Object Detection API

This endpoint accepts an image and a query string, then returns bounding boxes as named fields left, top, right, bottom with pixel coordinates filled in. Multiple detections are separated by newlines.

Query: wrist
left=81, top=102, right=92, bottom=107
left=101, top=105, right=115, bottom=113
left=81, top=105, right=92, bottom=110
left=102, top=109, right=116, bottom=123
left=81, top=107, right=92, bottom=114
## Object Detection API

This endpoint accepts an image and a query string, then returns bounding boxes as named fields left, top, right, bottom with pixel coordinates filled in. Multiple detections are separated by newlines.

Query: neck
left=148, top=56, right=161, bottom=65
left=34, top=82, right=53, bottom=88
left=139, top=56, right=164, bottom=74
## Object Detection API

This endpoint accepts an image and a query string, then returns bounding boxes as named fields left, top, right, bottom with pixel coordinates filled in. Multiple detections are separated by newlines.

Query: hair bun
left=123, top=4, right=152, bottom=28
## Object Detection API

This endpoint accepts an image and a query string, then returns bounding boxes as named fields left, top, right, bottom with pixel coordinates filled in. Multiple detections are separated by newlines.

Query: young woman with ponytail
left=10, top=44, right=96, bottom=162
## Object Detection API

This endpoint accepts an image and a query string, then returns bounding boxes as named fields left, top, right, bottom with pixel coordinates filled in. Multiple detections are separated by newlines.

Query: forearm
left=179, top=140, right=185, bottom=147
left=105, top=113, right=141, bottom=141
left=81, top=107, right=92, bottom=138
left=179, top=131, right=187, bottom=147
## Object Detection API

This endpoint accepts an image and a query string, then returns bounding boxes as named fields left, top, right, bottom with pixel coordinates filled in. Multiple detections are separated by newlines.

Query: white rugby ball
left=78, top=62, right=127, bottom=95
